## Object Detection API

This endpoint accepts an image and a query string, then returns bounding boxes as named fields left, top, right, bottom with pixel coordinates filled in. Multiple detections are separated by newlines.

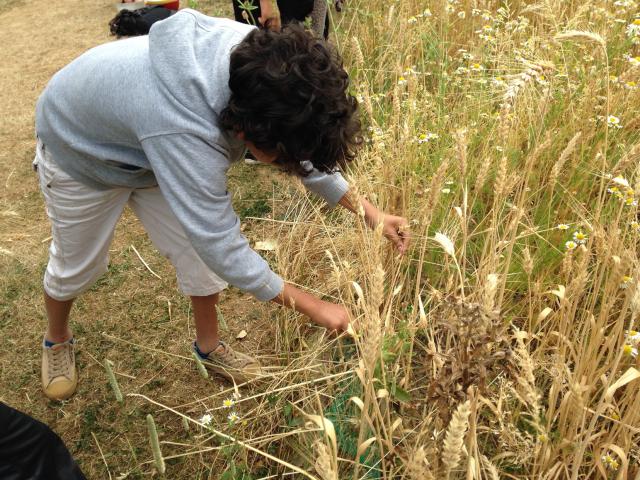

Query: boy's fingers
left=388, top=230, right=405, bottom=253
left=397, top=235, right=408, bottom=253
left=400, top=227, right=411, bottom=248
left=396, top=221, right=411, bottom=253
left=386, top=228, right=399, bottom=242
left=384, top=217, right=411, bottom=253
left=398, top=237, right=409, bottom=253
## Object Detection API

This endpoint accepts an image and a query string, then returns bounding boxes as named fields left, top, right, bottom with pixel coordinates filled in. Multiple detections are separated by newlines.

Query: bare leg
left=44, top=292, right=74, bottom=343
left=191, top=293, right=220, bottom=353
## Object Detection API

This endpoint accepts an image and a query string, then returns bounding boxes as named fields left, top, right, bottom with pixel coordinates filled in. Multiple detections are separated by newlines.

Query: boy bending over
left=35, top=10, right=409, bottom=400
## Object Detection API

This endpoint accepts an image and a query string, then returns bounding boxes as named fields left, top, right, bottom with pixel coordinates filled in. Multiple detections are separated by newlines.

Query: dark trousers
left=232, top=0, right=329, bottom=38
left=0, top=403, right=86, bottom=480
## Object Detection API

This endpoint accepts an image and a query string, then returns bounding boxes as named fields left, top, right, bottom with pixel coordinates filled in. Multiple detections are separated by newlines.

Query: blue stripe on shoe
left=193, top=341, right=222, bottom=359
left=43, top=338, right=74, bottom=348
left=193, top=341, right=209, bottom=360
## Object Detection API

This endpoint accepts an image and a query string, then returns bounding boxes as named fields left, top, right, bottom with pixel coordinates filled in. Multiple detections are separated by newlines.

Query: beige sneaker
left=42, top=337, right=77, bottom=400
left=194, top=341, right=262, bottom=384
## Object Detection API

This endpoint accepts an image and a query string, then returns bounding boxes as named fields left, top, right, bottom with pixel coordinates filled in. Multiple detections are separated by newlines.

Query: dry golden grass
left=2, top=0, right=640, bottom=479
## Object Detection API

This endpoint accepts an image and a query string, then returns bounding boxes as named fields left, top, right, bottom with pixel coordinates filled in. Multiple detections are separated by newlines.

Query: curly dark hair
left=220, top=25, right=361, bottom=176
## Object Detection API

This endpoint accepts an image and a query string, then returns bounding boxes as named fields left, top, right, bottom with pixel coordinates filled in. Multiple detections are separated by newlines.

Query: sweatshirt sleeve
left=299, top=160, right=350, bottom=208
left=141, top=133, right=284, bottom=301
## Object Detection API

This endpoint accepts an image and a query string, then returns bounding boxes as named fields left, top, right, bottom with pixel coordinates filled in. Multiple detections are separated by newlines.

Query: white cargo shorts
left=35, top=141, right=228, bottom=301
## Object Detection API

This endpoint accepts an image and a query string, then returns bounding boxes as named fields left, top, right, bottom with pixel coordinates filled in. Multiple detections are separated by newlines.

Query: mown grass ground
left=0, top=1, right=314, bottom=478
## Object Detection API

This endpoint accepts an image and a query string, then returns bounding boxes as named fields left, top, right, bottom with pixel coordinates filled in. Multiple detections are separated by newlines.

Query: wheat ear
left=146, top=414, right=166, bottom=475
left=441, top=400, right=472, bottom=476
left=104, top=359, right=123, bottom=404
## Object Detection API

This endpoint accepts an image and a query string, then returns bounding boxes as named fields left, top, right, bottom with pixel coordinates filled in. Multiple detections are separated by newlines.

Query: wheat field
left=1, top=0, right=640, bottom=479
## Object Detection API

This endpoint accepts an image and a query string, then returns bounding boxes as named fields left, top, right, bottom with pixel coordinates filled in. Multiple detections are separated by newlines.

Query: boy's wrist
left=338, top=190, right=383, bottom=228
left=362, top=199, right=383, bottom=228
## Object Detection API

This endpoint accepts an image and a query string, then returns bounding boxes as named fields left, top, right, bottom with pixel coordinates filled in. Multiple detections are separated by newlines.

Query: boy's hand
left=338, top=192, right=411, bottom=255
left=309, top=301, right=350, bottom=332
left=362, top=202, right=411, bottom=255
left=380, top=213, right=411, bottom=254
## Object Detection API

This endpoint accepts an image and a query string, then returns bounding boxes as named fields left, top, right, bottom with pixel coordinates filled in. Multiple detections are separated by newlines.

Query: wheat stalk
left=406, top=446, right=434, bottom=480
left=146, top=414, right=166, bottom=475
left=494, top=156, right=508, bottom=199
left=549, top=132, right=582, bottom=191
left=441, top=400, right=472, bottom=476
left=104, top=359, right=123, bottom=404
left=350, top=36, right=364, bottom=68
left=473, top=154, right=493, bottom=194
left=314, top=441, right=338, bottom=480
left=455, top=130, right=468, bottom=179
left=192, top=351, right=209, bottom=379
left=613, top=142, right=640, bottom=175
left=481, top=455, right=500, bottom=480
left=482, top=273, right=499, bottom=312
left=425, top=158, right=450, bottom=222
left=555, top=30, right=606, bottom=47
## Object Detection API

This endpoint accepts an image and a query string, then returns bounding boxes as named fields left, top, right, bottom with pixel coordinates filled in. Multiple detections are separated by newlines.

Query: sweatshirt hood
left=148, top=9, right=254, bottom=119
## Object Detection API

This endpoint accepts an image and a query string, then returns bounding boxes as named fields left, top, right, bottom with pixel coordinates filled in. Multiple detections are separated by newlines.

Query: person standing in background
left=232, top=0, right=335, bottom=38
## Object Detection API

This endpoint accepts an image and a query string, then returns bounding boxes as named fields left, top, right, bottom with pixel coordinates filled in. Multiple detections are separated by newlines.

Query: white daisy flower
left=626, top=19, right=640, bottom=37
left=200, top=414, right=213, bottom=425
left=607, top=115, right=622, bottom=128
left=565, top=240, right=578, bottom=250
left=622, top=344, right=639, bottom=358
left=572, top=231, right=588, bottom=244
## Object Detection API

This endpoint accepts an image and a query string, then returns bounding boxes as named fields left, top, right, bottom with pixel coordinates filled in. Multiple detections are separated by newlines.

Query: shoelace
left=216, top=343, right=246, bottom=368
left=47, top=346, right=71, bottom=379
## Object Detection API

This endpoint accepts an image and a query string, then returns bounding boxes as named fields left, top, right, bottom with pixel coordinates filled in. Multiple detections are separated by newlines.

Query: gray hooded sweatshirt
left=35, top=9, right=349, bottom=301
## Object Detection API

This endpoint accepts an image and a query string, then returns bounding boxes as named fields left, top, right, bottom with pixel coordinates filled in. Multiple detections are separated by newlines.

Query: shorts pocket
left=38, top=152, right=58, bottom=189
left=37, top=145, right=75, bottom=190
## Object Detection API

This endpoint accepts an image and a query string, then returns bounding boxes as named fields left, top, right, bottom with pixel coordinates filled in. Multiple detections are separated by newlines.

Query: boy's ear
left=235, top=131, right=246, bottom=140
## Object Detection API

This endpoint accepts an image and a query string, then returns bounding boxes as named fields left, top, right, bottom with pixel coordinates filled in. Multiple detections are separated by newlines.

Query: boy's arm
left=243, top=139, right=350, bottom=208
left=142, top=133, right=284, bottom=301
left=297, top=166, right=411, bottom=254
left=271, top=283, right=349, bottom=331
